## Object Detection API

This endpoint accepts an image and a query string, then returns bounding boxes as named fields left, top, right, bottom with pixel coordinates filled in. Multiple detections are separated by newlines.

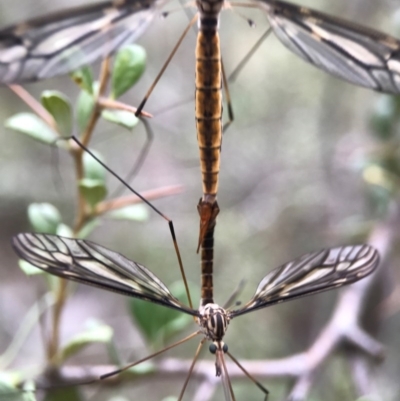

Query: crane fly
left=1, top=0, right=400, bottom=249
left=12, top=230, right=379, bottom=400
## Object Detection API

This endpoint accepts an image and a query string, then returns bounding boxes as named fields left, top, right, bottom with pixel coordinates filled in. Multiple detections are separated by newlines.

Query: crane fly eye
left=222, top=343, right=228, bottom=353
left=209, top=343, right=217, bottom=354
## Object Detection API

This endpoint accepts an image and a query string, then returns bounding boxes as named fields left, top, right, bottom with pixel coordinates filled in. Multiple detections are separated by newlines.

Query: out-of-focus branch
left=8, top=85, right=58, bottom=132
left=94, top=185, right=184, bottom=216
left=98, top=97, right=152, bottom=118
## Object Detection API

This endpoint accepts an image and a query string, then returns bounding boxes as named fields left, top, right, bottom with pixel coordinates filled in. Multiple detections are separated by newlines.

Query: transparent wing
left=230, top=245, right=379, bottom=318
left=12, top=233, right=198, bottom=316
left=0, top=0, right=163, bottom=84
left=258, top=0, right=400, bottom=93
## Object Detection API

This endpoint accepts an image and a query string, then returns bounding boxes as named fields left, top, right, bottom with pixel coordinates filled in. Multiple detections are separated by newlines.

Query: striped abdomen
left=195, top=25, right=222, bottom=204
left=195, top=13, right=222, bottom=250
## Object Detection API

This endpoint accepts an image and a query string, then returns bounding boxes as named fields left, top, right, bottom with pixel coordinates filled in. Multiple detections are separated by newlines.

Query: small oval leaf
left=370, top=95, right=397, bottom=141
left=108, top=205, right=149, bottom=222
left=19, top=260, right=44, bottom=276
left=56, top=224, right=74, bottom=238
left=41, top=90, right=72, bottom=137
left=76, top=87, right=96, bottom=132
left=71, top=66, right=94, bottom=94
left=77, top=219, right=101, bottom=239
left=60, top=320, right=113, bottom=362
left=83, top=150, right=106, bottom=181
left=27, top=203, right=62, bottom=234
left=111, top=45, right=146, bottom=98
left=79, top=178, right=107, bottom=208
left=0, top=374, right=35, bottom=401
left=5, top=113, right=58, bottom=144
left=129, top=281, right=192, bottom=345
left=102, top=110, right=139, bottom=130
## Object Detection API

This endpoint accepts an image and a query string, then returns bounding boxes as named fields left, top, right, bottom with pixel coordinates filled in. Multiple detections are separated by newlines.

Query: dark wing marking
left=230, top=245, right=379, bottom=318
left=258, top=0, right=400, bottom=93
left=0, top=0, right=161, bottom=84
left=12, top=232, right=198, bottom=316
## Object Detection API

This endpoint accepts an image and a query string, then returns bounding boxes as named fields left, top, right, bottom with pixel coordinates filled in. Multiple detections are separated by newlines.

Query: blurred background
left=0, top=0, right=399, bottom=400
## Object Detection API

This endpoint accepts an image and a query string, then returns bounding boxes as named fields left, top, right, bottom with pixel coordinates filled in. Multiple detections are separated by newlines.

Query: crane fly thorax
left=198, top=303, right=230, bottom=341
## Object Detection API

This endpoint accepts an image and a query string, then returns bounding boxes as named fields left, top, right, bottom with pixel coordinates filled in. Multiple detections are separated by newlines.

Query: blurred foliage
left=0, top=0, right=399, bottom=401
left=129, top=281, right=193, bottom=348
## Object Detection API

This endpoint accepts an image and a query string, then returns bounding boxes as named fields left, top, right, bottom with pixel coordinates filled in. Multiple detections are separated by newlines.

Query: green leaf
left=41, top=91, right=72, bottom=137
left=60, top=320, right=113, bottom=362
left=129, top=281, right=192, bottom=345
left=76, top=87, right=96, bottom=132
left=56, top=224, right=74, bottom=238
left=5, top=113, right=58, bottom=145
left=43, top=386, right=83, bottom=401
left=83, top=150, right=106, bottom=181
left=111, top=45, right=146, bottom=98
left=370, top=95, right=396, bottom=141
left=70, top=66, right=94, bottom=94
left=101, top=110, right=139, bottom=130
left=108, top=205, right=149, bottom=222
left=0, top=374, right=35, bottom=401
left=76, top=219, right=101, bottom=239
left=27, top=203, right=62, bottom=234
left=363, top=164, right=396, bottom=193
left=18, top=260, right=43, bottom=276
left=79, top=178, right=107, bottom=208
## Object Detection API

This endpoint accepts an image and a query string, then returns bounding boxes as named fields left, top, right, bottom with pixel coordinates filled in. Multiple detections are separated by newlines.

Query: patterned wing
left=0, top=0, right=162, bottom=84
left=12, top=233, right=197, bottom=316
left=230, top=245, right=379, bottom=318
left=258, top=0, right=400, bottom=93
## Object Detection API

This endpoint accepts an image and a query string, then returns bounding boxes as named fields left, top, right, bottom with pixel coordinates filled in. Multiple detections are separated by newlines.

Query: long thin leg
left=110, top=118, right=154, bottom=197
left=227, top=351, right=269, bottom=400
left=217, top=350, right=236, bottom=401
left=135, top=14, right=198, bottom=116
left=100, top=331, right=202, bottom=380
left=221, top=58, right=234, bottom=133
left=228, top=28, right=272, bottom=83
left=69, top=135, right=194, bottom=310
left=177, top=338, right=206, bottom=401
left=24, top=331, right=202, bottom=392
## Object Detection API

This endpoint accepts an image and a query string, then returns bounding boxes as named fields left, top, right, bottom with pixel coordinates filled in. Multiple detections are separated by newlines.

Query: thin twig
left=94, top=185, right=184, bottom=215
left=8, top=85, right=58, bottom=133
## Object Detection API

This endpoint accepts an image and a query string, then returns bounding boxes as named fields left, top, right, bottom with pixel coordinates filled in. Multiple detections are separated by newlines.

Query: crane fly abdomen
left=195, top=29, right=222, bottom=199
left=200, top=212, right=217, bottom=306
